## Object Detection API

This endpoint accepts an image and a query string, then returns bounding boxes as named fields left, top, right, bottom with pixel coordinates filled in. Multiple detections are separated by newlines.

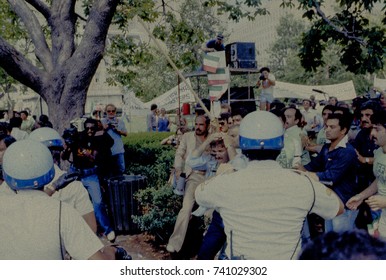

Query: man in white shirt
left=195, top=111, right=343, bottom=259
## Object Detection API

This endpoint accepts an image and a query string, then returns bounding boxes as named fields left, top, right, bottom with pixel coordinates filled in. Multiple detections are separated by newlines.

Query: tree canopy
left=0, top=0, right=384, bottom=130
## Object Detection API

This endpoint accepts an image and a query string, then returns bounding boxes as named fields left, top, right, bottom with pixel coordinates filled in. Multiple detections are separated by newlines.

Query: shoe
left=106, top=231, right=116, bottom=242
left=166, top=244, right=176, bottom=253
left=218, top=253, right=229, bottom=260
left=115, top=246, right=132, bottom=260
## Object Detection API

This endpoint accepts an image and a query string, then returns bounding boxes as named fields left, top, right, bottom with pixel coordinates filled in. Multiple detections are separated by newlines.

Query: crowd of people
left=165, top=90, right=386, bottom=260
left=1, top=89, right=386, bottom=260
left=146, top=103, right=188, bottom=133
left=0, top=104, right=131, bottom=260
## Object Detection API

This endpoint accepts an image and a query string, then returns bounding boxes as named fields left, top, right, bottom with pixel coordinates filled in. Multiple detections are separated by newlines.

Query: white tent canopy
left=273, top=80, right=357, bottom=101
left=124, top=90, right=147, bottom=110
left=374, top=76, right=386, bottom=90
left=144, top=78, right=195, bottom=111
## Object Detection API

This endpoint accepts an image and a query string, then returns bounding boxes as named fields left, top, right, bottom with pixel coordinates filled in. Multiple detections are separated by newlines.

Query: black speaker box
left=225, top=42, right=257, bottom=68
left=220, top=86, right=257, bottom=114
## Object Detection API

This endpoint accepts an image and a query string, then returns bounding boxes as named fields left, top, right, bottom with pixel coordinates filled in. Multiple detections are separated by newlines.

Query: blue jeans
left=71, top=167, right=113, bottom=234
left=197, top=211, right=226, bottom=260
left=325, top=209, right=359, bottom=233
left=112, top=153, right=125, bottom=176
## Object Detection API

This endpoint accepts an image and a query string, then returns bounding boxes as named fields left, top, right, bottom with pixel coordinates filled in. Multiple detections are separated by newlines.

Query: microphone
left=312, top=89, right=324, bottom=94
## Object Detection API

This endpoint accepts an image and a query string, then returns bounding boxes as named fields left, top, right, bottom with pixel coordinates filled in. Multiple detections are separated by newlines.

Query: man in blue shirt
left=297, top=112, right=359, bottom=232
left=202, top=34, right=225, bottom=53
left=101, top=104, right=128, bottom=176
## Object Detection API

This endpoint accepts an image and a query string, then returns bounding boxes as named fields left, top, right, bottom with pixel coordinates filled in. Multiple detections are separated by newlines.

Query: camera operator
left=256, top=67, right=276, bottom=111
left=101, top=104, right=128, bottom=177
left=61, top=118, right=116, bottom=242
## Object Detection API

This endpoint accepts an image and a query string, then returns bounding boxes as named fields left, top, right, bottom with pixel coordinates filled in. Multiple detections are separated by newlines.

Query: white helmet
left=29, top=127, right=64, bottom=149
left=239, top=111, right=284, bottom=150
left=3, top=140, right=55, bottom=190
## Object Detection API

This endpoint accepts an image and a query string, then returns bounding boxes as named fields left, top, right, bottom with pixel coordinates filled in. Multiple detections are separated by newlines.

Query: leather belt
left=192, top=170, right=206, bottom=175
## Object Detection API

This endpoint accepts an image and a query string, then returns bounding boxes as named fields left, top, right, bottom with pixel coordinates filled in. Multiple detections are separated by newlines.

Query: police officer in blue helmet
left=3, top=139, right=55, bottom=191
left=0, top=139, right=131, bottom=260
left=195, top=111, right=344, bottom=260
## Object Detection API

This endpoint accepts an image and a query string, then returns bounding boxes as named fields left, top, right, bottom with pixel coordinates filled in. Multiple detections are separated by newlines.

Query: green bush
left=124, top=132, right=175, bottom=187
left=132, top=184, right=182, bottom=244
left=124, top=132, right=180, bottom=244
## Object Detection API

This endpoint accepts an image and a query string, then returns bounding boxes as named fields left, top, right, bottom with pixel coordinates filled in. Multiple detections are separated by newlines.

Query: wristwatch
left=46, top=184, right=56, bottom=193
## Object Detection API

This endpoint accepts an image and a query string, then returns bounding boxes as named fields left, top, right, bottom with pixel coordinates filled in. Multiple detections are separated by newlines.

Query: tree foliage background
left=106, top=0, right=226, bottom=101
left=268, top=13, right=373, bottom=95
left=0, top=0, right=385, bottom=130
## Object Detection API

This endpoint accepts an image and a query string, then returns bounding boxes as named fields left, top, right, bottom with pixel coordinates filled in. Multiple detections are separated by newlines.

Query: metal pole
left=177, top=74, right=181, bottom=126
left=138, top=17, right=213, bottom=119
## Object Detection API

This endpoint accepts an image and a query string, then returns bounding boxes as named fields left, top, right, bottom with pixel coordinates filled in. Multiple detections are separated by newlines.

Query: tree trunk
left=0, top=0, right=119, bottom=132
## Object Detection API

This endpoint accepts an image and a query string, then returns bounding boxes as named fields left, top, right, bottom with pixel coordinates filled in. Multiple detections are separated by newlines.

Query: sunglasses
left=85, top=126, right=96, bottom=131
left=107, top=110, right=116, bottom=113
left=218, top=121, right=226, bottom=126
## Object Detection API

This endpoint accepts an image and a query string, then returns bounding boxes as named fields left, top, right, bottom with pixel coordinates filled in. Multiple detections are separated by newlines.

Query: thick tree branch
left=312, top=1, right=367, bottom=46
left=66, top=0, right=119, bottom=90
left=25, top=0, right=51, bottom=19
left=0, top=36, right=46, bottom=93
left=7, top=0, right=53, bottom=71
left=50, top=0, right=77, bottom=65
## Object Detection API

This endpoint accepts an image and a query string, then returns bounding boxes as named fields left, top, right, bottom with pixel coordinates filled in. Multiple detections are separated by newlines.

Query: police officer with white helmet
left=195, top=111, right=344, bottom=259
left=29, top=127, right=97, bottom=233
left=0, top=139, right=131, bottom=260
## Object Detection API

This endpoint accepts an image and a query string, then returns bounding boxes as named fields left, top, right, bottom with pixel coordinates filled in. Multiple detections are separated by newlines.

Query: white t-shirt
left=373, top=148, right=386, bottom=237
left=0, top=189, right=103, bottom=260
left=195, top=160, right=340, bottom=260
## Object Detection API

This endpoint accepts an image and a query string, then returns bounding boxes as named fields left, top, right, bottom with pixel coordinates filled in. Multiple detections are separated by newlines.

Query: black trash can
left=106, top=175, right=147, bottom=234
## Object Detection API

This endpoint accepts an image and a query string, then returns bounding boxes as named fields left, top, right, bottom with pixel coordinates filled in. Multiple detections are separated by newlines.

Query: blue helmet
left=3, top=140, right=55, bottom=190
left=29, top=127, right=64, bottom=149
left=239, top=111, right=284, bottom=150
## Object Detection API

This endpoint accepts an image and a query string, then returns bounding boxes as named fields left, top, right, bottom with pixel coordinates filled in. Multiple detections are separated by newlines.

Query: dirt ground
left=108, top=233, right=171, bottom=260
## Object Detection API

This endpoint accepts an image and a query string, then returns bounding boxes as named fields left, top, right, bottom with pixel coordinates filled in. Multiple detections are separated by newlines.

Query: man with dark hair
left=301, top=98, right=321, bottom=140
left=196, top=111, right=343, bottom=259
left=146, top=104, right=158, bottom=132
left=35, top=114, right=53, bottom=128
left=231, top=107, right=248, bottom=126
left=351, top=101, right=381, bottom=231
left=19, top=110, right=35, bottom=134
left=9, top=117, right=28, bottom=141
left=167, top=114, right=210, bottom=255
left=297, top=112, right=359, bottom=233
left=256, top=67, right=276, bottom=111
left=299, top=230, right=386, bottom=260
left=305, top=104, right=335, bottom=155
left=353, top=101, right=381, bottom=192
left=61, top=118, right=115, bottom=242
left=202, top=34, right=225, bottom=53
left=277, top=107, right=307, bottom=169
left=347, top=110, right=386, bottom=239
left=217, top=112, right=232, bottom=133
left=328, top=96, right=338, bottom=106
left=187, top=133, right=236, bottom=260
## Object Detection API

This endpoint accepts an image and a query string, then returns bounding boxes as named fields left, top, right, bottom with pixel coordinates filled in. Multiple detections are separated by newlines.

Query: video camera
left=62, top=127, right=78, bottom=147
left=259, top=73, right=266, bottom=81
left=105, top=118, right=119, bottom=132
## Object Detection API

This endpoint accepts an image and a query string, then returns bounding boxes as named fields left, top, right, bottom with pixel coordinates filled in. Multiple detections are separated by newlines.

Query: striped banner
left=208, top=67, right=230, bottom=85
left=203, top=53, right=220, bottom=73
left=209, top=84, right=228, bottom=101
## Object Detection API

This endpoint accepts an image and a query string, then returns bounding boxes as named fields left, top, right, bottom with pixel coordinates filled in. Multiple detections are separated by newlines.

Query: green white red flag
left=203, top=51, right=226, bottom=73
left=208, top=67, right=230, bottom=85
left=209, top=84, right=228, bottom=101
